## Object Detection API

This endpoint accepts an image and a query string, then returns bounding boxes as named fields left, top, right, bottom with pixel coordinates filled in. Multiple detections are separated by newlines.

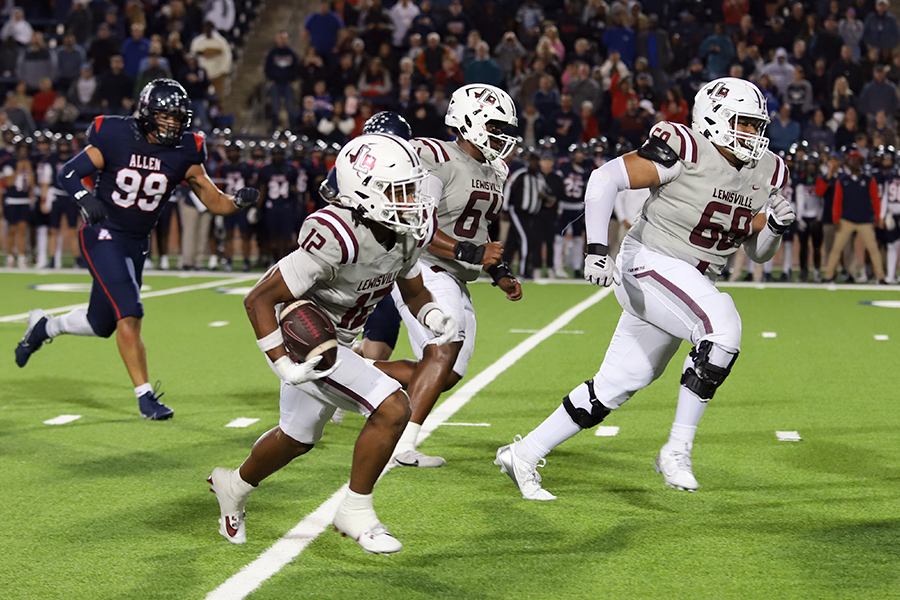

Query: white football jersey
left=628, top=121, right=789, bottom=277
left=279, top=205, right=434, bottom=346
left=410, top=137, right=508, bottom=281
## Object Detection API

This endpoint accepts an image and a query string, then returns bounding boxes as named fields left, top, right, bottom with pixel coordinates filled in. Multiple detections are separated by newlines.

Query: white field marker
left=874, top=334, right=889, bottom=341
left=43, top=415, right=82, bottom=425
left=508, top=329, right=584, bottom=334
left=440, top=422, right=491, bottom=427
left=594, top=426, right=620, bottom=437
left=209, top=321, right=230, bottom=327
left=762, top=332, right=777, bottom=338
left=225, top=418, right=260, bottom=428
left=776, top=430, right=802, bottom=441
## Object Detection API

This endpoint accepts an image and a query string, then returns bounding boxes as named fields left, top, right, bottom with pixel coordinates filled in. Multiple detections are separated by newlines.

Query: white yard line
left=0, top=275, right=257, bottom=323
left=204, top=286, right=614, bottom=600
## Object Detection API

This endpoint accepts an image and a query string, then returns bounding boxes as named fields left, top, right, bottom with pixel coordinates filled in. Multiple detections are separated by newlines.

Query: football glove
left=424, top=308, right=458, bottom=346
left=233, top=187, right=260, bottom=210
left=584, top=244, right=620, bottom=287
left=272, top=355, right=341, bottom=385
left=75, top=191, right=108, bottom=225
left=766, top=194, right=795, bottom=234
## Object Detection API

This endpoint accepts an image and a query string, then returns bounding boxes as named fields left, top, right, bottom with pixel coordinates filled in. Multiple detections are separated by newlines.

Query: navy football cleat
left=138, top=382, right=174, bottom=420
left=15, top=309, right=50, bottom=368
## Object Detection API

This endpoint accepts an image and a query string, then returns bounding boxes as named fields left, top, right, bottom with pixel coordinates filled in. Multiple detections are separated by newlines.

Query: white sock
left=782, top=240, right=793, bottom=273
left=552, top=235, right=566, bottom=270
left=393, top=422, right=421, bottom=455
left=54, top=234, right=63, bottom=268
left=36, top=225, right=48, bottom=267
left=666, top=355, right=711, bottom=449
left=338, top=489, right=378, bottom=528
left=887, top=240, right=899, bottom=280
left=519, top=404, right=582, bottom=465
left=763, top=258, right=773, bottom=275
left=134, top=383, right=153, bottom=399
left=232, top=469, right=256, bottom=493
left=46, top=307, right=96, bottom=338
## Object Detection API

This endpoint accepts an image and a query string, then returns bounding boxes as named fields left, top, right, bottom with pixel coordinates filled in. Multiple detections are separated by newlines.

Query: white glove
left=766, top=194, right=795, bottom=230
left=885, top=214, right=896, bottom=231
left=273, top=355, right=341, bottom=385
left=424, top=308, right=458, bottom=346
left=584, top=253, right=621, bottom=287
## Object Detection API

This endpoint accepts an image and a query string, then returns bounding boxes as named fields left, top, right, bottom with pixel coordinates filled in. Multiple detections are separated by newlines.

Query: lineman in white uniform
left=495, top=77, right=796, bottom=499
left=379, top=84, right=524, bottom=468
left=208, top=134, right=457, bottom=554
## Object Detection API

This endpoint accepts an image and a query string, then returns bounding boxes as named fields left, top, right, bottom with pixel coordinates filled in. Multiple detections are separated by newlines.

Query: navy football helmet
left=137, top=79, right=193, bottom=147
left=362, top=111, right=413, bottom=140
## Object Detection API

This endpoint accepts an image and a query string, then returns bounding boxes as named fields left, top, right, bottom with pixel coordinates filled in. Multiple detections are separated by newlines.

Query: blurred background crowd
left=1, top=0, right=900, bottom=283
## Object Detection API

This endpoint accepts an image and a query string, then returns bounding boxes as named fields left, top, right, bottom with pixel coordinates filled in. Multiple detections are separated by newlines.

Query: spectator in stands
left=190, top=21, right=231, bottom=109
left=328, top=53, right=360, bottom=99
left=358, top=56, right=392, bottom=100
left=31, top=77, right=55, bottom=125
left=0, top=35, right=19, bottom=77
left=760, top=16, right=793, bottom=58
left=442, top=1, right=472, bottom=43
left=798, top=12, right=819, bottom=47
left=830, top=45, right=865, bottom=95
left=311, top=80, right=333, bottom=119
left=811, top=14, right=843, bottom=64
left=349, top=37, right=370, bottom=71
left=67, top=62, right=97, bottom=108
left=550, top=93, right=582, bottom=152
left=859, top=65, right=899, bottom=119
left=405, top=84, right=442, bottom=137
left=138, top=40, right=171, bottom=75
left=389, top=0, right=419, bottom=50
left=579, top=100, right=599, bottom=142
left=180, top=52, right=210, bottom=131
left=660, top=85, right=689, bottom=125
left=516, top=102, right=545, bottom=148
left=865, top=0, right=900, bottom=53
left=603, top=8, right=636, bottom=67
left=409, top=1, right=439, bottom=42
left=66, top=0, right=92, bottom=45
left=533, top=74, right=561, bottom=119
left=12, top=79, right=31, bottom=114
left=0, top=8, right=33, bottom=46
left=598, top=50, right=629, bottom=93
left=134, top=51, right=172, bottom=100
left=768, top=104, right=801, bottom=153
left=789, top=39, right=813, bottom=75
left=784, top=2, right=807, bottom=39
left=359, top=0, right=393, bottom=55
left=677, top=58, right=708, bottom=107
left=299, top=46, right=326, bottom=94
left=102, top=6, right=127, bottom=44
left=317, top=98, right=353, bottom=145
left=868, top=109, right=898, bottom=146
left=95, top=54, right=134, bottom=114
left=164, top=32, right=187, bottom=81
left=839, top=8, right=865, bottom=61
left=16, top=32, right=55, bottom=92
left=461, top=30, right=481, bottom=71
left=45, top=95, right=79, bottom=133
left=804, top=108, right=835, bottom=149
left=332, top=0, right=360, bottom=30
left=464, top=41, right=503, bottom=87
left=264, top=31, right=299, bottom=132
left=417, top=32, right=447, bottom=83
left=785, top=66, right=814, bottom=122
left=609, top=95, right=651, bottom=149
left=567, top=62, right=600, bottom=111
left=809, top=57, right=831, bottom=109
left=54, top=33, right=86, bottom=93
left=121, top=22, right=150, bottom=79
left=756, top=73, right=781, bottom=113
left=515, top=0, right=544, bottom=41
left=434, top=54, right=463, bottom=95
left=761, top=47, right=795, bottom=98
left=494, top=32, right=527, bottom=79
left=87, top=24, right=118, bottom=75
left=736, top=14, right=762, bottom=47
left=832, top=76, right=857, bottom=117
left=205, top=0, right=236, bottom=35
left=4, top=92, right=35, bottom=134
left=835, top=106, right=862, bottom=149
left=699, top=23, right=735, bottom=78
left=296, top=109, right=319, bottom=139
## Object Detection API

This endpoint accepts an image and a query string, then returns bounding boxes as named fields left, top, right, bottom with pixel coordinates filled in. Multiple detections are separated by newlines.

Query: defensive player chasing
left=14, top=79, right=258, bottom=420
left=377, top=84, right=523, bottom=468
left=495, top=77, right=796, bottom=499
left=208, top=134, right=457, bottom=554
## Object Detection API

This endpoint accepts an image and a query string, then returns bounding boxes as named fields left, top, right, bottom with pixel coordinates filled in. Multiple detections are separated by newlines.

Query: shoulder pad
left=637, top=136, right=679, bottom=168
left=648, top=121, right=698, bottom=164
left=768, top=153, right=790, bottom=191
left=303, top=207, right=360, bottom=265
left=411, top=137, right=450, bottom=167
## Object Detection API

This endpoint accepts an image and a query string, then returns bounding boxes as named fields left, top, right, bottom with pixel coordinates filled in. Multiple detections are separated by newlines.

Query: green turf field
left=1, top=272, right=899, bottom=600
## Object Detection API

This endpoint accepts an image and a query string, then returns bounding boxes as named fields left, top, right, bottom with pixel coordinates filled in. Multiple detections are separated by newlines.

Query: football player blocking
left=370, top=84, right=524, bottom=469
left=496, top=77, right=797, bottom=500
left=14, top=79, right=258, bottom=420
left=209, top=133, right=458, bottom=554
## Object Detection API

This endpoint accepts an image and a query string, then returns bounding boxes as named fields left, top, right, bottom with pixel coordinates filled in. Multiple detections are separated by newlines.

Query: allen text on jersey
left=129, top=154, right=162, bottom=171
left=712, top=187, right=753, bottom=208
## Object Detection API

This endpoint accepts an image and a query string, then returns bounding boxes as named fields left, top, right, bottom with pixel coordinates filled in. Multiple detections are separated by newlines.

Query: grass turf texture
left=1, top=273, right=899, bottom=600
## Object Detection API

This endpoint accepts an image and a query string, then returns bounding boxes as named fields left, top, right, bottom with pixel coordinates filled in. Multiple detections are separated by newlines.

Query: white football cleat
left=393, top=449, right=446, bottom=468
left=333, top=510, right=402, bottom=554
left=655, top=444, right=699, bottom=492
left=494, top=436, right=556, bottom=500
left=207, top=467, right=253, bottom=544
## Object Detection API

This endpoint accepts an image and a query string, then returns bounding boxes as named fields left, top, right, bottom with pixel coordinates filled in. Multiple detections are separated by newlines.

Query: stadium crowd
left=2, top=0, right=900, bottom=282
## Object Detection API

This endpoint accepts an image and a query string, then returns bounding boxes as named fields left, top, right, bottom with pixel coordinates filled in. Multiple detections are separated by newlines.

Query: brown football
left=279, top=300, right=338, bottom=371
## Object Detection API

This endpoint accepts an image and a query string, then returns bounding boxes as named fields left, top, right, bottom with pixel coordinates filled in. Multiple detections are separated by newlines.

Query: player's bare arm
left=396, top=272, right=458, bottom=345
left=243, top=266, right=295, bottom=363
left=186, top=163, right=257, bottom=215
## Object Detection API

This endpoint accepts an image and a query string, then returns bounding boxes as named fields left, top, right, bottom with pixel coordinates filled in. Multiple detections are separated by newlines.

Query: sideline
left=205, top=286, right=614, bottom=600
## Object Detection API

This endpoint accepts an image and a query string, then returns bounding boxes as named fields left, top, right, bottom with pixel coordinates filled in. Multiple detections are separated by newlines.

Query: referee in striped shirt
left=503, top=151, right=548, bottom=279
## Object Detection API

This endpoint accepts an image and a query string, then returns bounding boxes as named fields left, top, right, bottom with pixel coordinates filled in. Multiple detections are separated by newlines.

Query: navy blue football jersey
left=2, top=158, right=32, bottom=203
left=217, top=161, right=256, bottom=196
left=258, top=161, right=298, bottom=205
left=557, top=159, right=593, bottom=205
left=87, top=115, right=206, bottom=239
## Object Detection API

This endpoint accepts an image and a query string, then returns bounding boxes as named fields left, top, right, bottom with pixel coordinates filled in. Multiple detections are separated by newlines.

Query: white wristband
left=416, top=301, right=440, bottom=327
left=256, top=328, right=284, bottom=352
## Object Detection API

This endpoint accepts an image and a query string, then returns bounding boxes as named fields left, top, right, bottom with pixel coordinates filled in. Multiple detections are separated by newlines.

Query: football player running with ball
left=14, top=79, right=258, bottom=420
left=208, top=133, right=456, bottom=554
left=495, top=77, right=795, bottom=499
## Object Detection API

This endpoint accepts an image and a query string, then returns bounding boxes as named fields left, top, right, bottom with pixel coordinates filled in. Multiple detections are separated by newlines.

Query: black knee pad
left=680, top=340, right=739, bottom=400
left=563, top=379, right=611, bottom=429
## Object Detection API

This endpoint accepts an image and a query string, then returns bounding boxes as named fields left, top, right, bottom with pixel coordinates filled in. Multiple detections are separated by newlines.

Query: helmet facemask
left=363, top=165, right=434, bottom=240
left=720, top=111, right=769, bottom=163
left=149, top=109, right=191, bottom=146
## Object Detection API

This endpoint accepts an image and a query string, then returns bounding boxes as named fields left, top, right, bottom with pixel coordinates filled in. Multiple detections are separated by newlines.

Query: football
left=279, top=300, right=338, bottom=371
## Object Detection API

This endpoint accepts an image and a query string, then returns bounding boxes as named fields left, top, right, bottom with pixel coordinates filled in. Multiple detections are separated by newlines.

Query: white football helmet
left=692, top=77, right=770, bottom=163
left=335, top=133, right=433, bottom=239
left=445, top=84, right=518, bottom=161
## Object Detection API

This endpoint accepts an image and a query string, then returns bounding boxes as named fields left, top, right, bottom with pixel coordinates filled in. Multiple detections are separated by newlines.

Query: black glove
left=233, top=187, right=260, bottom=209
left=75, top=191, right=108, bottom=225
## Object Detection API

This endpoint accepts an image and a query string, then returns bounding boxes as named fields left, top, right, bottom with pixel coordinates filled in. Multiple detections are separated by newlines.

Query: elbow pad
left=57, top=151, right=98, bottom=199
